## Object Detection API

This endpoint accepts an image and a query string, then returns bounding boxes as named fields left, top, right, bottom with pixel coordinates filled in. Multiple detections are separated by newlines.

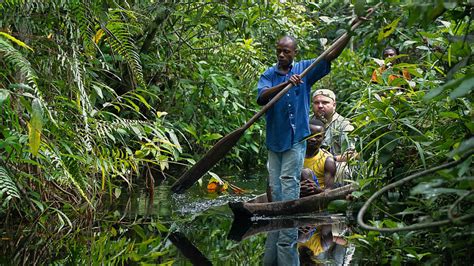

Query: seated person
left=298, top=223, right=350, bottom=265
left=371, top=46, right=411, bottom=86
left=297, top=224, right=334, bottom=264
left=312, top=89, right=357, bottom=163
left=302, top=118, right=336, bottom=192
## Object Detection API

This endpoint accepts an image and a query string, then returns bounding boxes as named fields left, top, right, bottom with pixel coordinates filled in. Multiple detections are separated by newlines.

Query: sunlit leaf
left=28, top=98, right=43, bottom=156
left=377, top=17, right=401, bottom=42
left=0, top=32, right=34, bottom=51
left=93, top=29, right=105, bottom=44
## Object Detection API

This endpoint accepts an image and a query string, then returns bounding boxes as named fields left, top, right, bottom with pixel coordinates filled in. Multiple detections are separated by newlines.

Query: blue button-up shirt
left=257, top=59, right=331, bottom=152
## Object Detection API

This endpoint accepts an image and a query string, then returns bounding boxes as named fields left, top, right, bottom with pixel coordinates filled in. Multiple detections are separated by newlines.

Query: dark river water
left=111, top=176, right=358, bottom=265
left=0, top=174, right=359, bottom=265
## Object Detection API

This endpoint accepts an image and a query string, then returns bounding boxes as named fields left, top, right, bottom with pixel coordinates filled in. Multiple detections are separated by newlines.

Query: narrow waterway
left=1, top=175, right=360, bottom=265
left=110, top=176, right=358, bottom=265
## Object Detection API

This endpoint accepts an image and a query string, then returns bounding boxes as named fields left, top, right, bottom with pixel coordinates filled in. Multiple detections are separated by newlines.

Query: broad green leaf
left=92, top=84, right=104, bottom=99
left=133, top=93, right=151, bottom=109
left=114, top=187, right=121, bottom=198
left=382, top=219, right=400, bottom=228
left=449, top=75, right=474, bottom=99
left=416, top=45, right=430, bottom=51
left=413, top=141, right=426, bottom=169
left=439, top=112, right=460, bottom=119
left=28, top=98, right=43, bottom=156
left=448, top=137, right=474, bottom=158
left=157, top=111, right=168, bottom=118
left=183, top=125, right=198, bottom=139
left=327, top=199, right=348, bottom=212
left=377, top=17, right=401, bottom=42
left=202, top=133, right=223, bottom=141
left=31, top=199, right=45, bottom=212
left=132, top=224, right=146, bottom=240
left=124, top=97, right=140, bottom=112
left=166, top=129, right=182, bottom=153
left=423, top=74, right=474, bottom=101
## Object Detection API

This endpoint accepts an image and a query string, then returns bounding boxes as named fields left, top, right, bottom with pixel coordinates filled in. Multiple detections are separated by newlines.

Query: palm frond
left=70, top=0, right=96, bottom=54
left=0, top=32, right=33, bottom=51
left=0, top=35, right=57, bottom=126
left=70, top=47, right=93, bottom=151
left=103, top=11, right=145, bottom=88
left=42, top=147, right=92, bottom=206
left=0, top=36, right=39, bottom=94
left=0, top=166, right=20, bottom=209
left=0, top=0, right=25, bottom=10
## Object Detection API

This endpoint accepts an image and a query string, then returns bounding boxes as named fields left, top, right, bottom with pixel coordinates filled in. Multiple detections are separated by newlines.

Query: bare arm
left=324, top=156, right=336, bottom=189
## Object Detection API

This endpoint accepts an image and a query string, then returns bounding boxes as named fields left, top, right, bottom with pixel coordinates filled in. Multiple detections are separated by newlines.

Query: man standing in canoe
left=257, top=34, right=352, bottom=265
left=257, top=35, right=350, bottom=202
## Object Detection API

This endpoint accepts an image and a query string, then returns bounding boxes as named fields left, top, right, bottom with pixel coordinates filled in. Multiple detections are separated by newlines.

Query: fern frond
left=0, top=35, right=58, bottom=126
left=70, top=47, right=93, bottom=151
left=0, top=0, right=25, bottom=11
left=0, top=36, right=39, bottom=93
left=70, top=0, right=96, bottom=54
left=103, top=12, right=145, bottom=88
left=0, top=166, right=20, bottom=208
left=95, top=145, right=137, bottom=185
left=42, top=147, right=92, bottom=206
left=0, top=32, right=33, bottom=51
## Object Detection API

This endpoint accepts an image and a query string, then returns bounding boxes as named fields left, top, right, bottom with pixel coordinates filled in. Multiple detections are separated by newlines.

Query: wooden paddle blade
left=171, top=128, right=245, bottom=194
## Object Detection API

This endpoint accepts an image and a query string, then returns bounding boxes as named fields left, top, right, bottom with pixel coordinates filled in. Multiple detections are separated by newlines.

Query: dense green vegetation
left=0, top=0, right=472, bottom=264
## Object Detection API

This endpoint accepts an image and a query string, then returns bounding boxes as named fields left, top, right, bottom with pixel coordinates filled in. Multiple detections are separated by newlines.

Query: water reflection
left=117, top=180, right=173, bottom=221
left=1, top=176, right=358, bottom=265
left=228, top=215, right=354, bottom=265
left=298, top=222, right=353, bottom=265
left=111, top=178, right=354, bottom=265
left=169, top=232, right=212, bottom=265
left=263, top=228, right=299, bottom=265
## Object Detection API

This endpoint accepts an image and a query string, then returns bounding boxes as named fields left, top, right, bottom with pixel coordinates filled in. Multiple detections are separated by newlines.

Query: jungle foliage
left=0, top=0, right=472, bottom=264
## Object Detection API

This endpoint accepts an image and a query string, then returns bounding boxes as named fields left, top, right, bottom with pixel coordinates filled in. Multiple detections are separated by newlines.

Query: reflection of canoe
left=228, top=215, right=345, bottom=242
left=229, top=184, right=356, bottom=218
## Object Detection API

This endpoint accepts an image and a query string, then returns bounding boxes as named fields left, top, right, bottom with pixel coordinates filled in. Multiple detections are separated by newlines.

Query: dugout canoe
left=228, top=184, right=356, bottom=218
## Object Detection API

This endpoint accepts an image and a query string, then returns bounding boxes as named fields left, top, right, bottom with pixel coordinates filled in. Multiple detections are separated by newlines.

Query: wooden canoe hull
left=229, top=184, right=356, bottom=218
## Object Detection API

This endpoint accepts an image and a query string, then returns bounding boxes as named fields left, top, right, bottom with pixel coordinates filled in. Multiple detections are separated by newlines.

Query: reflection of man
left=297, top=224, right=348, bottom=264
left=312, top=89, right=356, bottom=182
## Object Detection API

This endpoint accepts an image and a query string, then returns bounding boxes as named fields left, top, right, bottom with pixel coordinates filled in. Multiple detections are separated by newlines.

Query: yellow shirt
left=304, top=149, right=331, bottom=188
left=298, top=233, right=324, bottom=256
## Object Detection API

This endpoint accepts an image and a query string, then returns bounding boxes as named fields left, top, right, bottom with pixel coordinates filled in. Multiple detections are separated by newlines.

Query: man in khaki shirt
left=311, top=89, right=357, bottom=182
